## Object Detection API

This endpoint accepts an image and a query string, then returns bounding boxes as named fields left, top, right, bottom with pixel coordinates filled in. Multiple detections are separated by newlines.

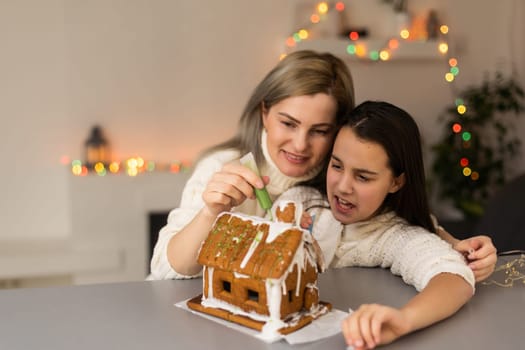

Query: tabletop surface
left=0, top=256, right=523, bottom=350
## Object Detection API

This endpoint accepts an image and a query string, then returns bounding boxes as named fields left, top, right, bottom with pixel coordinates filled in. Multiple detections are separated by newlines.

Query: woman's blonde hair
left=202, top=50, right=355, bottom=172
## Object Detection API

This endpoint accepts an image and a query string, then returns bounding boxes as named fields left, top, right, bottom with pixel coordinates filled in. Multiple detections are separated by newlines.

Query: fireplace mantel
left=1, top=172, right=191, bottom=288
left=68, top=171, right=191, bottom=285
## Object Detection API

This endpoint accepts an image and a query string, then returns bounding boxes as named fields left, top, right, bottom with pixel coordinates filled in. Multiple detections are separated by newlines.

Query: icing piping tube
left=239, top=152, right=273, bottom=219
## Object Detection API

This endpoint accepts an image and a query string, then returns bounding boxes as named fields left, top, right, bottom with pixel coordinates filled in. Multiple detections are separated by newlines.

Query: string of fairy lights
left=282, top=1, right=477, bottom=182
left=67, top=1, right=472, bottom=179
left=64, top=156, right=191, bottom=177
left=481, top=253, right=525, bottom=288
left=287, top=2, right=525, bottom=283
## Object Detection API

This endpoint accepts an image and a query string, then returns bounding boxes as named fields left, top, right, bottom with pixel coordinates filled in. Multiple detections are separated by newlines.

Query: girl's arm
left=342, top=272, right=473, bottom=350
left=437, top=227, right=497, bottom=282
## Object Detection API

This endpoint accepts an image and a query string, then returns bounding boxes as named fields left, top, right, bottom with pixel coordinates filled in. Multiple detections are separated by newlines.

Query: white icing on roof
left=240, top=229, right=264, bottom=269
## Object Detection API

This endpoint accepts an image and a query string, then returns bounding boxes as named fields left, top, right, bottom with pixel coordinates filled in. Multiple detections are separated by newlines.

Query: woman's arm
left=166, top=162, right=265, bottom=275
left=341, top=273, right=473, bottom=349
left=437, top=227, right=497, bottom=282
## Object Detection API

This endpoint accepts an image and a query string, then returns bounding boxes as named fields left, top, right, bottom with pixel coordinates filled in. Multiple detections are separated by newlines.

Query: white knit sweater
left=276, top=186, right=476, bottom=292
left=149, top=132, right=321, bottom=280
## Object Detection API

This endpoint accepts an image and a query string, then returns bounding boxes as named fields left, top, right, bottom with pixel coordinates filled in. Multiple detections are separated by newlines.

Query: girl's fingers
left=357, top=307, right=376, bottom=349
left=472, top=265, right=495, bottom=282
left=343, top=306, right=368, bottom=349
left=342, top=312, right=363, bottom=348
left=370, top=316, right=383, bottom=346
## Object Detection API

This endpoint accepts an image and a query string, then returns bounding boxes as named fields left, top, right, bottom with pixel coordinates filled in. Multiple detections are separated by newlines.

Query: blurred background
left=1, top=0, right=523, bottom=288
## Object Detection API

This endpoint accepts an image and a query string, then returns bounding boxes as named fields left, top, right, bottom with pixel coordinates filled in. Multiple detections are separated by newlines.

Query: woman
left=149, top=50, right=496, bottom=280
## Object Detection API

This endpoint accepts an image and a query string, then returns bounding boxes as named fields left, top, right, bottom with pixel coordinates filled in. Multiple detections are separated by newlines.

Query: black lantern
left=84, top=125, right=110, bottom=168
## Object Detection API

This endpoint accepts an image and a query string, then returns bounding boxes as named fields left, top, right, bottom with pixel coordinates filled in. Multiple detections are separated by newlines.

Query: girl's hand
left=201, top=162, right=267, bottom=218
left=341, top=304, right=411, bottom=350
left=300, top=212, right=313, bottom=229
left=453, top=235, right=497, bottom=282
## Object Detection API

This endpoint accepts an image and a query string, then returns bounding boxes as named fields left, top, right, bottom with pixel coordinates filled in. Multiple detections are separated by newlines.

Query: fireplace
left=148, top=211, right=170, bottom=264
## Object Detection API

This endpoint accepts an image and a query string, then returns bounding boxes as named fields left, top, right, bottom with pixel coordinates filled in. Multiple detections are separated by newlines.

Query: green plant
left=431, top=72, right=524, bottom=218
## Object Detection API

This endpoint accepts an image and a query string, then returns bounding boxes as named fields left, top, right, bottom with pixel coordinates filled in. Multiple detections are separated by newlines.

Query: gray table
left=0, top=257, right=522, bottom=349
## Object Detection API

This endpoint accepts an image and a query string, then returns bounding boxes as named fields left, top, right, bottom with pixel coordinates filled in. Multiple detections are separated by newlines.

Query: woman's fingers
left=203, top=178, right=247, bottom=213
left=222, top=162, right=265, bottom=189
left=209, top=172, right=255, bottom=200
left=202, top=162, right=265, bottom=215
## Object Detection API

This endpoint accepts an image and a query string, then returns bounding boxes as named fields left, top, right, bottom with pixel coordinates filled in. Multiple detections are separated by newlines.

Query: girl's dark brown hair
left=342, top=100, right=435, bottom=233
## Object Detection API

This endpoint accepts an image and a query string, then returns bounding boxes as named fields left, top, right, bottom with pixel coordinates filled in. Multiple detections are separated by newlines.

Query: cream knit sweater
left=276, top=186, right=476, bottom=292
left=149, top=132, right=321, bottom=280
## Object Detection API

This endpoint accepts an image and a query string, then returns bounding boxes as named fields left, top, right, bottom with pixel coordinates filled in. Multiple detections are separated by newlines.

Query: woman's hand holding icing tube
left=202, top=161, right=268, bottom=217
left=166, top=161, right=268, bottom=276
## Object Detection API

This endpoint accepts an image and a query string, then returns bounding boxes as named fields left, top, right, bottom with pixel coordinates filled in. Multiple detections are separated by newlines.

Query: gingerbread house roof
left=198, top=212, right=308, bottom=280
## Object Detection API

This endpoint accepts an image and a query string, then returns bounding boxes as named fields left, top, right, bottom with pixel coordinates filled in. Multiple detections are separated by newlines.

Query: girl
left=279, top=101, right=476, bottom=349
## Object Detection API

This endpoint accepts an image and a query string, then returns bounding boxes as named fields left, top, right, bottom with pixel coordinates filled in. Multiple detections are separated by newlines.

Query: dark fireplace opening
left=148, top=211, right=170, bottom=266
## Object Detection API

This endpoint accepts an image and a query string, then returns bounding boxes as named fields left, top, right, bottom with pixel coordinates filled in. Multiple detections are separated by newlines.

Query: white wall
left=1, top=1, right=69, bottom=239
left=1, top=0, right=524, bottom=243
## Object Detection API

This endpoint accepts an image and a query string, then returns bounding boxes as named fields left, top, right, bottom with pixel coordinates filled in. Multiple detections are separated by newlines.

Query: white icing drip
left=201, top=267, right=206, bottom=296
left=264, top=278, right=286, bottom=338
left=207, top=267, right=214, bottom=298
left=260, top=318, right=286, bottom=340
left=240, top=229, right=264, bottom=269
left=266, top=221, right=292, bottom=243
left=226, top=211, right=293, bottom=244
left=293, top=202, right=303, bottom=226
left=265, top=279, right=282, bottom=320
left=281, top=279, right=287, bottom=295
left=233, top=272, right=249, bottom=278
left=305, top=282, right=318, bottom=291
left=308, top=303, right=329, bottom=316
left=294, top=246, right=304, bottom=296
left=304, top=243, right=319, bottom=272
left=202, top=297, right=270, bottom=322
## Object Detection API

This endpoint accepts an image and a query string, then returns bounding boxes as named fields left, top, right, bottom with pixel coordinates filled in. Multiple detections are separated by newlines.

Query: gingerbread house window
left=222, top=280, right=231, bottom=293
left=247, top=289, right=259, bottom=302
left=213, top=271, right=235, bottom=302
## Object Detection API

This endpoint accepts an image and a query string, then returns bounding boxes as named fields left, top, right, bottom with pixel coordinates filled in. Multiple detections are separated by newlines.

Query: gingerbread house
left=187, top=201, right=330, bottom=338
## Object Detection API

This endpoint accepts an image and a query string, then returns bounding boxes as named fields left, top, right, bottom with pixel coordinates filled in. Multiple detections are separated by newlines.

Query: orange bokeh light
left=349, top=31, right=359, bottom=41
left=388, top=38, right=399, bottom=49
left=452, top=123, right=462, bottom=133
